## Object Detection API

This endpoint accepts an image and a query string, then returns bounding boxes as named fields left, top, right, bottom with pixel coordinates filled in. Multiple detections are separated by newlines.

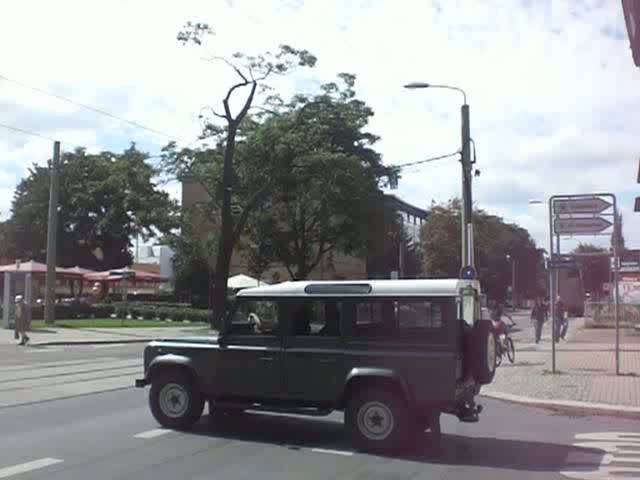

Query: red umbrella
left=0, top=260, right=83, bottom=280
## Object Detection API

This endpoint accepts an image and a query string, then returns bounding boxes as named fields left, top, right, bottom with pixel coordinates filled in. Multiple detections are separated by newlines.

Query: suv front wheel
left=346, top=387, right=408, bottom=453
left=149, top=370, right=204, bottom=430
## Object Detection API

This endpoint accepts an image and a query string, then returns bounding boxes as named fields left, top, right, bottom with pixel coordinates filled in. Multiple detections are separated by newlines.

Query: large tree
left=8, top=145, right=177, bottom=270
left=170, top=22, right=316, bottom=324
left=420, top=200, right=540, bottom=301
left=238, top=75, right=396, bottom=279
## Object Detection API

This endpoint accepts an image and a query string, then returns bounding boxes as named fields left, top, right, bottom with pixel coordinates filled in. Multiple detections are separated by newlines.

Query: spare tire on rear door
left=470, top=319, right=497, bottom=385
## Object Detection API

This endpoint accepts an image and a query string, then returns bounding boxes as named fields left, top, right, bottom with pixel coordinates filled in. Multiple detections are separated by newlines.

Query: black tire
left=471, top=320, right=497, bottom=384
left=346, top=387, right=409, bottom=453
left=149, top=370, right=204, bottom=430
left=506, top=337, right=515, bottom=363
left=495, top=347, right=503, bottom=367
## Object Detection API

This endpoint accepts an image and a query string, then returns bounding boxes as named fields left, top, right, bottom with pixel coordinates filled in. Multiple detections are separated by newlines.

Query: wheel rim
left=159, top=383, right=189, bottom=418
left=487, top=333, right=497, bottom=371
left=357, top=401, right=395, bottom=441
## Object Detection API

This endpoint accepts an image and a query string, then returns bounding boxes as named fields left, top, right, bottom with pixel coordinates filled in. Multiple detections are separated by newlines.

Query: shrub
left=156, top=307, right=169, bottom=321
left=140, top=307, right=156, bottom=320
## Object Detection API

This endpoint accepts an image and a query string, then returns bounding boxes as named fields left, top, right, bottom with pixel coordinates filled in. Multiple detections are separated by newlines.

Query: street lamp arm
left=427, top=84, right=467, bottom=104
left=404, top=82, right=467, bottom=104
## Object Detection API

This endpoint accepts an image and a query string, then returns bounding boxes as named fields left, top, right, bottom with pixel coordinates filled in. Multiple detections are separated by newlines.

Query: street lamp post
left=506, top=253, right=516, bottom=312
left=404, top=82, right=473, bottom=269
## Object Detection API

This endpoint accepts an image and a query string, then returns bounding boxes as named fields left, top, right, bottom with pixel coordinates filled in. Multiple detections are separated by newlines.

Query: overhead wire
left=0, top=121, right=84, bottom=149
left=0, top=72, right=187, bottom=144
left=393, top=150, right=461, bottom=170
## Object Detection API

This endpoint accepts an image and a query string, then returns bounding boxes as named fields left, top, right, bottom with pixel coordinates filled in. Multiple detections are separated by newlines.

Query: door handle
left=259, top=356, right=274, bottom=362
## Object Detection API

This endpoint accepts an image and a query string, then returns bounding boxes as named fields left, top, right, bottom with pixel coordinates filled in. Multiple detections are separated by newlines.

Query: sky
left=0, top=0, right=638, bottom=255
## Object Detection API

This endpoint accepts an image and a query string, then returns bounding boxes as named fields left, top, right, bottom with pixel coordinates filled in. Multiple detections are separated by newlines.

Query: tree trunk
left=210, top=126, right=237, bottom=329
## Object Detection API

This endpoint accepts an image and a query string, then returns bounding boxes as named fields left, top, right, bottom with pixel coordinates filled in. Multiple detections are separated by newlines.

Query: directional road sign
left=548, top=254, right=578, bottom=269
left=548, top=259, right=578, bottom=269
left=554, top=217, right=613, bottom=235
left=553, top=197, right=612, bottom=215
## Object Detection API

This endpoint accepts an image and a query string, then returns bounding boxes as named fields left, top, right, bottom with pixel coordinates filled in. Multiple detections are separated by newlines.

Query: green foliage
left=420, top=199, right=540, bottom=301
left=167, top=25, right=318, bottom=323
left=237, top=74, right=395, bottom=279
left=7, top=145, right=178, bottom=270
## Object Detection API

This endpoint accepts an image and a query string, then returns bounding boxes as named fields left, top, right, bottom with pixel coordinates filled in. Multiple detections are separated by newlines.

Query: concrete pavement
left=484, top=310, right=640, bottom=416
left=0, top=325, right=211, bottom=346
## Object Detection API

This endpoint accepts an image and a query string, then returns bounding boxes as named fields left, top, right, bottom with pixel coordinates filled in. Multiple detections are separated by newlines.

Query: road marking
left=311, top=447, right=354, bottom=457
left=562, top=432, right=640, bottom=480
left=0, top=457, right=63, bottom=478
left=134, top=428, right=170, bottom=439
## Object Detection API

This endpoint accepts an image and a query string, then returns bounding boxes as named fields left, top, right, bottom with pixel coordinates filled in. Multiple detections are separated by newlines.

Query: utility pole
left=403, top=83, right=473, bottom=270
left=461, top=104, right=473, bottom=268
left=511, top=257, right=516, bottom=312
left=44, top=141, right=60, bottom=325
left=399, top=213, right=405, bottom=279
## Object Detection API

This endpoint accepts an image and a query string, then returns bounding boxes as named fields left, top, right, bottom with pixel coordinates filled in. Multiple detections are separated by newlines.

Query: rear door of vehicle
left=216, top=298, right=283, bottom=400
left=282, top=298, right=346, bottom=404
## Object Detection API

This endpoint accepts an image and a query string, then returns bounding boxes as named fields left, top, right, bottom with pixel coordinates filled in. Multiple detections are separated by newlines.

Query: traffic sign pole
left=549, top=198, right=556, bottom=374
left=549, top=193, right=619, bottom=376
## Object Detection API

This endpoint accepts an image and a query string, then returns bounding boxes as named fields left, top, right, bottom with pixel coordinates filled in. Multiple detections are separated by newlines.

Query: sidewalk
left=0, top=325, right=214, bottom=346
left=483, top=315, right=640, bottom=416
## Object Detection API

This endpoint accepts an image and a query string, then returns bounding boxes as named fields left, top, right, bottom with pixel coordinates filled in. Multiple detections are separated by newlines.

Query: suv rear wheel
left=346, top=387, right=408, bottom=453
left=150, top=370, right=204, bottom=429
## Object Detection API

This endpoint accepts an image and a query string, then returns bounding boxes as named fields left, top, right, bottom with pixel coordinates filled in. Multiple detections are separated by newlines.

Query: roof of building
left=236, top=278, right=479, bottom=298
left=384, top=194, right=428, bottom=219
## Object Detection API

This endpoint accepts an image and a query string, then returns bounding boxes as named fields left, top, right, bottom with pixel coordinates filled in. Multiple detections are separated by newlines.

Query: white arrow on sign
left=554, top=217, right=613, bottom=235
left=554, top=197, right=612, bottom=215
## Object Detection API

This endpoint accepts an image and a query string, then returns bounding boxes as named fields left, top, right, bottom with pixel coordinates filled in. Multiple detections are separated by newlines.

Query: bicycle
left=495, top=324, right=515, bottom=366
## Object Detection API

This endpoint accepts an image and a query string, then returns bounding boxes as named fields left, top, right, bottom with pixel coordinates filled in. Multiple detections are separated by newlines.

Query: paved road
left=1, top=344, right=640, bottom=479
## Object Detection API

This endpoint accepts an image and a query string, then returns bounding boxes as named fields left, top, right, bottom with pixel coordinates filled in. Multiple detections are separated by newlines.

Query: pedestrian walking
left=554, top=295, right=567, bottom=343
left=14, top=295, right=30, bottom=345
left=530, top=297, right=547, bottom=344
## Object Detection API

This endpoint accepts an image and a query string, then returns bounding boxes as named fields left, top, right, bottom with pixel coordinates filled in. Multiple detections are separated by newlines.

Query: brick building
left=181, top=177, right=427, bottom=282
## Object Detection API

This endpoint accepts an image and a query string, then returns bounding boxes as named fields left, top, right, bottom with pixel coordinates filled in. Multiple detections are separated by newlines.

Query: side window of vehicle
left=290, top=300, right=341, bottom=337
left=353, top=300, right=394, bottom=337
left=396, top=300, right=443, bottom=330
left=228, top=300, right=279, bottom=336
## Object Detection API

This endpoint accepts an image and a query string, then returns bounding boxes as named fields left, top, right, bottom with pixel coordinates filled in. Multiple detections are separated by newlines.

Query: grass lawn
left=31, top=318, right=209, bottom=328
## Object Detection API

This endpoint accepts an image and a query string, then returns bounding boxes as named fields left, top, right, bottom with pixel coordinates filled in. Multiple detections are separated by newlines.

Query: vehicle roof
left=236, top=279, right=479, bottom=298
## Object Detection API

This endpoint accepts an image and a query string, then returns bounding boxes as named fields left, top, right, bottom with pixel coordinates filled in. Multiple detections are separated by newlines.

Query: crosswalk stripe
left=311, top=448, right=354, bottom=456
left=134, top=429, right=171, bottom=439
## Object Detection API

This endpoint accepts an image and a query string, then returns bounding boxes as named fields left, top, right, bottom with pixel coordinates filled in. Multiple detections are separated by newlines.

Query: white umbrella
left=227, top=274, right=268, bottom=289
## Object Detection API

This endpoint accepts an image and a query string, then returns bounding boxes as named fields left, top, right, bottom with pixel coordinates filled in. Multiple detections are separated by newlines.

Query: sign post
left=549, top=194, right=617, bottom=374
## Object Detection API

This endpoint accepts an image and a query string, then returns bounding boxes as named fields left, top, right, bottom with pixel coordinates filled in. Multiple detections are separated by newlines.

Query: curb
left=481, top=391, right=640, bottom=420
left=26, top=338, right=153, bottom=347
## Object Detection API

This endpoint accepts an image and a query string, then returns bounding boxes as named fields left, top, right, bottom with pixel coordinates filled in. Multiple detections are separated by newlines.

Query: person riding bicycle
left=490, top=301, right=515, bottom=337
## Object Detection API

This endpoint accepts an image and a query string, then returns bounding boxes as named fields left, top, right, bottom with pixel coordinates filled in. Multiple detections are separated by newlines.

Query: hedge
left=5, top=302, right=209, bottom=323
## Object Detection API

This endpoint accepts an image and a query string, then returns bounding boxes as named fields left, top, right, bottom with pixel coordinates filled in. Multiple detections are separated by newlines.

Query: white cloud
left=0, top=0, right=639, bottom=252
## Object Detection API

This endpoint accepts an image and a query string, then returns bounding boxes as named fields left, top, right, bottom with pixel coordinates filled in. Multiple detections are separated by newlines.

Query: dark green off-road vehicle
left=136, top=279, right=496, bottom=452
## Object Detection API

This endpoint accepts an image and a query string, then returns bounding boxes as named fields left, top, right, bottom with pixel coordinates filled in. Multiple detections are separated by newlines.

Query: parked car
left=135, top=279, right=496, bottom=452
